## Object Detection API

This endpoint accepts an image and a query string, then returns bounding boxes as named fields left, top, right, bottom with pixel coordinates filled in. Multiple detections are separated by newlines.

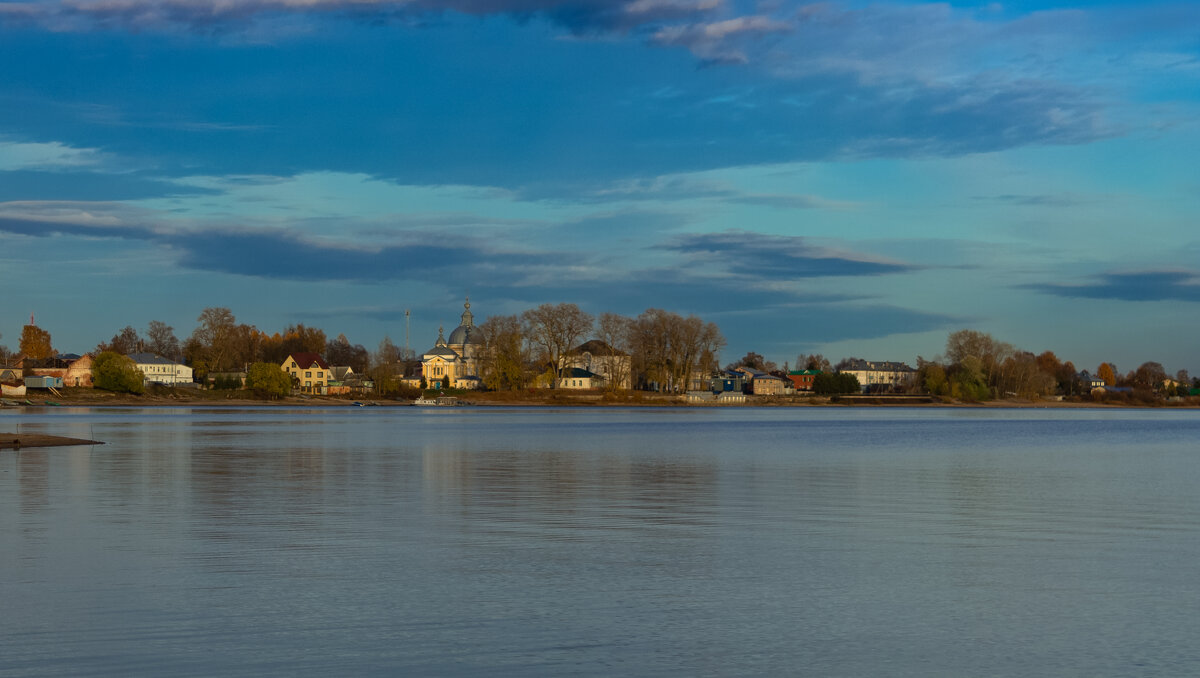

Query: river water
left=2, top=406, right=1199, bottom=677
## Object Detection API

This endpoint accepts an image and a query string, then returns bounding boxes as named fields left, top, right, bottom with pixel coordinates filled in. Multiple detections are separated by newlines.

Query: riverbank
left=3, top=386, right=1196, bottom=409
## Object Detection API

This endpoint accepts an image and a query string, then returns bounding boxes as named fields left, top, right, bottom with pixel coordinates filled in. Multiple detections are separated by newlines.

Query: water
left=3, top=407, right=1200, bottom=677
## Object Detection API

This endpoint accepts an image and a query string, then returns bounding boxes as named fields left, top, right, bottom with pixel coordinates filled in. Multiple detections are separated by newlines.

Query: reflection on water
left=3, top=407, right=1200, bottom=677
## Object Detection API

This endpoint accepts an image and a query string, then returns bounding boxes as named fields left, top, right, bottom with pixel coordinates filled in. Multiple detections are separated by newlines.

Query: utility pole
left=404, top=309, right=411, bottom=359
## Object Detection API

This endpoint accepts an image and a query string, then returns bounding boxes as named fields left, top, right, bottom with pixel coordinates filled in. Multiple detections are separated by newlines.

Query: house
left=327, top=366, right=375, bottom=395
left=282, top=352, right=332, bottom=394
left=750, top=373, right=787, bottom=395
left=25, top=374, right=64, bottom=389
left=1078, top=371, right=1106, bottom=389
left=711, top=370, right=747, bottom=394
left=787, top=369, right=820, bottom=392
left=128, top=353, right=194, bottom=386
left=563, top=340, right=631, bottom=389
left=558, top=367, right=603, bottom=389
left=23, top=354, right=93, bottom=388
left=837, top=359, right=916, bottom=393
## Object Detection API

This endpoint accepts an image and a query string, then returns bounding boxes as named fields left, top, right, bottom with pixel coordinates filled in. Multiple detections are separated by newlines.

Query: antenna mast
left=404, top=309, right=411, bottom=358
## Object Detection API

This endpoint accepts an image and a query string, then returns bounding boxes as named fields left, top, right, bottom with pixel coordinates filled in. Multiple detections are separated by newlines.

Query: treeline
left=477, top=304, right=725, bottom=392
left=80, top=303, right=726, bottom=395
left=94, top=308, right=380, bottom=380
left=914, top=329, right=1196, bottom=401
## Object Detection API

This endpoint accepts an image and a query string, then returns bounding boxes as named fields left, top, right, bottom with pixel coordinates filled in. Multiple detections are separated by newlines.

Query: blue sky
left=1, top=0, right=1198, bottom=374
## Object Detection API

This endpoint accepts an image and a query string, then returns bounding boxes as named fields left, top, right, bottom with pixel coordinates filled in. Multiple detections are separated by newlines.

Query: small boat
left=351, top=401, right=365, bottom=407
left=44, top=400, right=62, bottom=406
left=414, top=395, right=461, bottom=407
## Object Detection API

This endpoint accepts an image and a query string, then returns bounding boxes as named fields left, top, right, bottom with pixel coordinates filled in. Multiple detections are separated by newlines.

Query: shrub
left=245, top=363, right=292, bottom=399
left=92, top=351, right=146, bottom=394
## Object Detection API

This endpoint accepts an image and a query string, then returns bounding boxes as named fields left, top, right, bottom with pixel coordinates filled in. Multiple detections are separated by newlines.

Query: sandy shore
left=0, top=433, right=104, bottom=449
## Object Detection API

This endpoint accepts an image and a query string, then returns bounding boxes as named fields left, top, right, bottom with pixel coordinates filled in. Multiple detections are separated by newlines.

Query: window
left=306, top=371, right=312, bottom=377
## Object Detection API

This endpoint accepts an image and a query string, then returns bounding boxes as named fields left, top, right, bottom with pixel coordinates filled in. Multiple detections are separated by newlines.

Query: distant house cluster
left=836, top=359, right=917, bottom=393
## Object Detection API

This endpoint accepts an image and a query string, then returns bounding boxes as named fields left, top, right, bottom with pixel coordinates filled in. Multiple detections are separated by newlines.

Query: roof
left=571, top=339, right=628, bottom=357
left=788, top=369, right=821, bottom=376
left=447, top=298, right=485, bottom=345
left=448, top=324, right=483, bottom=345
left=287, top=352, right=331, bottom=370
left=559, top=367, right=601, bottom=379
left=128, top=352, right=183, bottom=366
left=839, top=359, right=914, bottom=373
left=753, top=373, right=786, bottom=381
left=423, top=346, right=460, bottom=360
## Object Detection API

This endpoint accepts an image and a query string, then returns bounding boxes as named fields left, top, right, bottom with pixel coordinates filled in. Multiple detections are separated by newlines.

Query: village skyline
left=2, top=300, right=1193, bottom=397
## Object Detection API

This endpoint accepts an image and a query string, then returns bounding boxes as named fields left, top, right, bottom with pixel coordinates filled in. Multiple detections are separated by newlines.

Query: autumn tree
left=19, top=324, right=54, bottom=361
left=369, top=336, right=404, bottom=394
left=945, top=328, right=1012, bottom=396
left=146, top=320, right=181, bottom=359
left=1057, top=360, right=1079, bottom=396
left=1130, top=361, right=1167, bottom=392
left=1097, top=362, right=1117, bottom=386
left=228, top=324, right=265, bottom=368
left=814, top=372, right=861, bottom=395
left=262, top=323, right=327, bottom=364
left=728, top=352, right=770, bottom=372
left=916, top=357, right=949, bottom=396
left=326, top=334, right=369, bottom=372
left=997, top=351, right=1056, bottom=398
left=186, top=307, right=237, bottom=378
left=796, top=353, right=832, bottom=372
left=522, top=303, right=594, bottom=386
left=97, top=325, right=143, bottom=355
left=480, top=314, right=529, bottom=391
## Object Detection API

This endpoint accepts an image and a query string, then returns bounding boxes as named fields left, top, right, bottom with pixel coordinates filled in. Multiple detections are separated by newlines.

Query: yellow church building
left=421, top=298, right=485, bottom=389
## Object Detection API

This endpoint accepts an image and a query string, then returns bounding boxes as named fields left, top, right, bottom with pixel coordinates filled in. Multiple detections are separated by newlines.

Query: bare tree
left=522, top=303, right=593, bottom=387
left=480, top=315, right=530, bottom=391
left=945, top=329, right=1014, bottom=396
left=146, top=320, right=181, bottom=360
left=594, top=312, right=632, bottom=391
left=370, top=336, right=403, bottom=394
left=628, top=309, right=724, bottom=393
left=188, top=307, right=238, bottom=375
left=796, top=353, right=832, bottom=372
left=97, top=325, right=143, bottom=355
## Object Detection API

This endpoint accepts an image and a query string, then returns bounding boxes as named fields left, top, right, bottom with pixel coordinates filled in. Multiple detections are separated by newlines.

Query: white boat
left=414, top=395, right=461, bottom=406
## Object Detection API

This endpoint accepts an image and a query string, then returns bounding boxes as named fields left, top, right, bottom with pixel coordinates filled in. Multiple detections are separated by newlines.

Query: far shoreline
left=3, top=387, right=1197, bottom=410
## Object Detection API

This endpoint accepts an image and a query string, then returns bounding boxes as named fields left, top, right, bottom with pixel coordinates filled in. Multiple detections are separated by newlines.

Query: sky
left=1, top=0, right=1198, bottom=375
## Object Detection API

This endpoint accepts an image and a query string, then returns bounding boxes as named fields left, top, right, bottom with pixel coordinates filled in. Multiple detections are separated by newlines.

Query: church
left=420, top=298, right=485, bottom=389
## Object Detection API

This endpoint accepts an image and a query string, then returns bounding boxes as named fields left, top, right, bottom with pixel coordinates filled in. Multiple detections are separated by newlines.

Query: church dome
left=447, top=297, right=484, bottom=345
left=448, top=325, right=481, bottom=345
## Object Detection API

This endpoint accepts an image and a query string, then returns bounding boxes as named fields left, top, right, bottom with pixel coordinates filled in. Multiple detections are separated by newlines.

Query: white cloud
left=0, top=139, right=104, bottom=171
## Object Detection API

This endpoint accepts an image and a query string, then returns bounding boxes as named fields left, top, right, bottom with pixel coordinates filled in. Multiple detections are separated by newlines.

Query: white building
left=838, top=359, right=916, bottom=393
left=128, top=352, right=194, bottom=386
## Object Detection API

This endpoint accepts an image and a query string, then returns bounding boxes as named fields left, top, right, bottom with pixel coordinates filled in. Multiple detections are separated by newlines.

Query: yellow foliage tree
left=19, top=324, right=54, bottom=361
